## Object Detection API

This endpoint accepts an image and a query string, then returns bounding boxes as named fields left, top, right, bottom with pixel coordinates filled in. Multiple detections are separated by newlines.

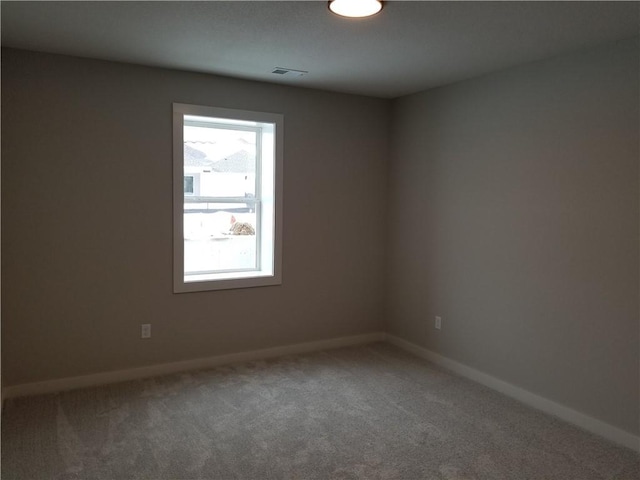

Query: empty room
left=1, top=1, right=638, bottom=478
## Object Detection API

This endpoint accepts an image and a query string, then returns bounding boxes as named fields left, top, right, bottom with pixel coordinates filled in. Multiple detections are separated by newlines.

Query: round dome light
left=329, top=0, right=383, bottom=18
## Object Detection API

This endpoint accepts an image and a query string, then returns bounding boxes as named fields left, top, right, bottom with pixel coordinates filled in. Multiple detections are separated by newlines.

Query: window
left=184, top=175, right=194, bottom=194
left=173, top=103, right=283, bottom=292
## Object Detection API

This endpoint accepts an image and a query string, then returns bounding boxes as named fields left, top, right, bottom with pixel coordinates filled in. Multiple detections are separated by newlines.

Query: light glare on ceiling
left=329, top=0, right=383, bottom=18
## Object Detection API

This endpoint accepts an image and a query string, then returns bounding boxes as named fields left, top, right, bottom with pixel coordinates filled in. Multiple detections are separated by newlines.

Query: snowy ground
left=183, top=211, right=257, bottom=273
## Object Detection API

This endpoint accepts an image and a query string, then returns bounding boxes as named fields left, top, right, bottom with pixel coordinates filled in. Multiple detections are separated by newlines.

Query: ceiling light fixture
left=329, top=0, right=383, bottom=18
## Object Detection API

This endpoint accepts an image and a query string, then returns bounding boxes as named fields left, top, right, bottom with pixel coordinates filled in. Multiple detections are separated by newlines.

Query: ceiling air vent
left=271, top=67, right=308, bottom=77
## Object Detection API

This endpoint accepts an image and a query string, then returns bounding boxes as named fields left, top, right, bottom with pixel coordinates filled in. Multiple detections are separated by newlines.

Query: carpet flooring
left=2, top=343, right=639, bottom=479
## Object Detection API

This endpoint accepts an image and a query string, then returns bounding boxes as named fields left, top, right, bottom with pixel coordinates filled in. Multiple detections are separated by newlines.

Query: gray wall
left=1, top=49, right=389, bottom=386
left=387, top=37, right=639, bottom=435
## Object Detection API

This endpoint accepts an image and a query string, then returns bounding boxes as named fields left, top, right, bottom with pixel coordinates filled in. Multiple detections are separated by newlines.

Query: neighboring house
left=183, top=143, right=255, bottom=206
left=183, top=144, right=215, bottom=196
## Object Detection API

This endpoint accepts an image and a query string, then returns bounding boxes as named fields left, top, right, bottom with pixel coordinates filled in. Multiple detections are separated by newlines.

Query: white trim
left=2, top=332, right=386, bottom=400
left=386, top=334, right=640, bottom=453
left=6, top=332, right=636, bottom=453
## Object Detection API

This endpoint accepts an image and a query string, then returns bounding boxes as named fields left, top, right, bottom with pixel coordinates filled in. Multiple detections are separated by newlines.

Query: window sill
left=174, top=271, right=281, bottom=293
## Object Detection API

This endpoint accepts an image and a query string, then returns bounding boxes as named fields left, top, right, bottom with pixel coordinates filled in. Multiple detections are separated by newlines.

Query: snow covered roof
left=184, top=143, right=255, bottom=173
left=212, top=150, right=255, bottom=173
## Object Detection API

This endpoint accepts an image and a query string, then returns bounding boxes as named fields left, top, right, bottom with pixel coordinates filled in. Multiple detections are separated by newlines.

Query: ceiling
left=1, top=1, right=638, bottom=98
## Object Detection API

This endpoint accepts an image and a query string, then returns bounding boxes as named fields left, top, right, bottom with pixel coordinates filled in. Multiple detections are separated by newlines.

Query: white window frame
left=173, top=103, right=283, bottom=293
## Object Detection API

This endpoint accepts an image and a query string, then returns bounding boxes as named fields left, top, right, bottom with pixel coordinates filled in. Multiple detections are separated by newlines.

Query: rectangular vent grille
left=271, top=67, right=308, bottom=77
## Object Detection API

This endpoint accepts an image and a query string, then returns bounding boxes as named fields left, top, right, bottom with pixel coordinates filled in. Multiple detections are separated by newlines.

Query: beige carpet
left=2, top=343, right=638, bottom=479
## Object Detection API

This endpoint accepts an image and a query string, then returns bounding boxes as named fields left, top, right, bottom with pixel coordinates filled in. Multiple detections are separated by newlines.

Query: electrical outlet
left=435, top=316, right=442, bottom=330
left=141, top=324, right=151, bottom=339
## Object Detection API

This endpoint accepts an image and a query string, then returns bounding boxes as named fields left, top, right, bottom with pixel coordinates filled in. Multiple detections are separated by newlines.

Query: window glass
left=184, top=176, right=194, bottom=194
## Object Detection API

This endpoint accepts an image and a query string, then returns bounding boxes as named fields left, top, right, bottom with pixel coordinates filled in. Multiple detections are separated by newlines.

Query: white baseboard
left=2, top=332, right=386, bottom=400
left=5, top=331, right=637, bottom=453
left=386, top=334, right=640, bottom=453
